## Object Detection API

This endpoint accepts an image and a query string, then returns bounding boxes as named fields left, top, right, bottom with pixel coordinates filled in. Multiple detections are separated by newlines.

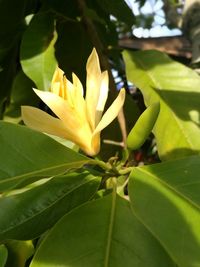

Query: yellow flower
left=21, top=48, right=125, bottom=156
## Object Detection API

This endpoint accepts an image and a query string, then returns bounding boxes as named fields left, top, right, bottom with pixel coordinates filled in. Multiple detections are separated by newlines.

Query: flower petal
left=33, top=88, right=80, bottom=127
left=85, top=48, right=102, bottom=130
left=22, top=106, right=93, bottom=153
left=93, top=88, right=126, bottom=135
left=51, top=67, right=66, bottom=99
left=61, top=77, right=87, bottom=123
left=72, top=73, right=83, bottom=96
left=95, top=70, right=109, bottom=126
left=65, top=79, right=76, bottom=107
left=51, top=82, right=60, bottom=96
left=21, top=106, right=71, bottom=139
left=52, top=67, right=64, bottom=85
left=71, top=75, right=87, bottom=121
left=91, top=132, right=100, bottom=156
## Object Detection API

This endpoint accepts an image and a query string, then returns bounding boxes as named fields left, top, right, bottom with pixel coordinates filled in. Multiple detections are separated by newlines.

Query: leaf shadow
left=154, top=88, right=200, bottom=128
left=161, top=148, right=200, bottom=161
left=125, top=49, right=176, bottom=70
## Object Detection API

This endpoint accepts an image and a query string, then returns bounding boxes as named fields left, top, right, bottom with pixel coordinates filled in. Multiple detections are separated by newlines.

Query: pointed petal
left=91, top=132, right=101, bottom=156
left=95, top=70, right=109, bottom=125
left=51, top=67, right=64, bottom=85
left=51, top=82, right=61, bottom=96
left=85, top=48, right=102, bottom=130
left=96, top=71, right=109, bottom=111
left=33, top=88, right=80, bottom=126
left=65, top=79, right=75, bottom=107
left=61, top=75, right=68, bottom=99
left=51, top=67, right=67, bottom=99
left=21, top=106, right=93, bottom=153
left=21, top=106, right=72, bottom=139
left=72, top=73, right=83, bottom=96
left=71, top=75, right=87, bottom=121
left=93, top=88, right=126, bottom=135
left=62, top=78, right=87, bottom=124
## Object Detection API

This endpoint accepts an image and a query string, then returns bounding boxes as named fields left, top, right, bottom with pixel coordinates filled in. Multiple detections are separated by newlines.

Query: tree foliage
left=0, top=0, right=200, bottom=266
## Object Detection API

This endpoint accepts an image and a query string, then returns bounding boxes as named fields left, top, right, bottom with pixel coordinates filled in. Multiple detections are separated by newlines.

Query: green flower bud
left=127, top=102, right=160, bottom=150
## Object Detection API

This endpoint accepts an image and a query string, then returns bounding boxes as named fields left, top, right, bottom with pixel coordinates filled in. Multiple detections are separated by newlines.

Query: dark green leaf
left=5, top=70, right=38, bottom=120
left=0, top=0, right=25, bottom=58
left=96, top=0, right=134, bottom=27
left=5, top=240, right=34, bottom=267
left=0, top=171, right=100, bottom=240
left=0, top=47, right=18, bottom=118
left=0, top=245, right=7, bottom=267
left=55, top=20, right=92, bottom=84
left=0, top=0, right=26, bottom=118
left=0, top=122, right=90, bottom=191
left=20, top=12, right=57, bottom=91
left=41, top=0, right=80, bottom=20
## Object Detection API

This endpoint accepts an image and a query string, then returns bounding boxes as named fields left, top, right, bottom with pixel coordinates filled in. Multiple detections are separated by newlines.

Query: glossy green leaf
left=0, top=122, right=90, bottom=191
left=30, top=193, right=175, bottom=267
left=0, top=171, right=100, bottom=240
left=20, top=12, right=57, bottom=91
left=5, top=240, right=34, bottom=267
left=129, top=155, right=200, bottom=267
left=123, top=50, right=200, bottom=160
left=0, top=245, right=7, bottom=267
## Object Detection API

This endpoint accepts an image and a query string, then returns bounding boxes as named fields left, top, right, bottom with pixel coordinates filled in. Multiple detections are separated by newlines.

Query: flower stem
left=118, top=167, right=133, bottom=175
left=90, top=159, right=111, bottom=172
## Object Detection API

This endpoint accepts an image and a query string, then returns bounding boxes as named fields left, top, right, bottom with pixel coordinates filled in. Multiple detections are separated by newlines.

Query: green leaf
left=0, top=0, right=25, bottom=58
left=20, top=12, right=57, bottom=91
left=0, top=0, right=26, bottom=118
left=123, top=50, right=200, bottom=160
left=0, top=48, right=18, bottom=118
left=0, top=171, right=100, bottom=240
left=0, top=122, right=90, bottom=191
left=55, top=20, right=92, bottom=84
left=0, top=245, right=8, bottom=267
left=30, top=193, right=175, bottom=267
left=5, top=240, right=34, bottom=267
left=42, top=0, right=80, bottom=20
left=129, top=155, right=200, bottom=267
left=96, top=0, right=135, bottom=27
left=4, top=70, right=38, bottom=121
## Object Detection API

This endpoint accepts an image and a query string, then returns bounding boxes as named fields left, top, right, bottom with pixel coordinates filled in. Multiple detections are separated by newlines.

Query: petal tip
left=119, top=88, right=126, bottom=101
